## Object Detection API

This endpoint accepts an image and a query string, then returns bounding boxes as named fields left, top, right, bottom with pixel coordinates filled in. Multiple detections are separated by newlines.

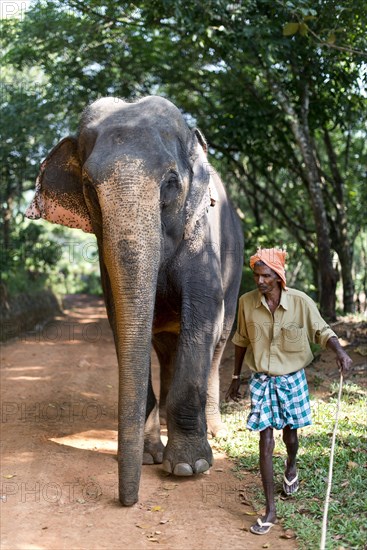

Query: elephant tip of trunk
left=119, top=494, right=139, bottom=507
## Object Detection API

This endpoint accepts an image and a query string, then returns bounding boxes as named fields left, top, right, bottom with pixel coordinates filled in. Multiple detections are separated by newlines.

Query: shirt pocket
left=281, top=326, right=305, bottom=352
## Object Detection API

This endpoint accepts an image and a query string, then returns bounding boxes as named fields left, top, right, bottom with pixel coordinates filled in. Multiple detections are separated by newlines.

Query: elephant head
left=26, top=96, right=216, bottom=505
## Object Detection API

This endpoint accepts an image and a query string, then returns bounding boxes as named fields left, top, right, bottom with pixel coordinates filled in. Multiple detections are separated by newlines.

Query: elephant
left=26, top=96, right=244, bottom=506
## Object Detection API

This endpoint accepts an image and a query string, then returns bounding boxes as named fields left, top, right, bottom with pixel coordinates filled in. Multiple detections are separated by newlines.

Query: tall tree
left=144, top=0, right=366, bottom=317
left=3, top=0, right=366, bottom=316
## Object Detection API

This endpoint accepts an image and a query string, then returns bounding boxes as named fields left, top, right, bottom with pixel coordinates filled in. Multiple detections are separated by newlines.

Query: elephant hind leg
left=152, top=333, right=178, bottom=426
left=206, top=337, right=228, bottom=438
left=143, top=362, right=165, bottom=464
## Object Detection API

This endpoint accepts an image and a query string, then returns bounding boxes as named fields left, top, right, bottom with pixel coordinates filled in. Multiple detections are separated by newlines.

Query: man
left=226, top=248, right=352, bottom=536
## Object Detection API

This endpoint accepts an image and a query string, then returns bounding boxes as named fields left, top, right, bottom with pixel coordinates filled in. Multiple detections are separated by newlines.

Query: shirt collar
left=256, top=289, right=289, bottom=310
left=279, top=289, right=289, bottom=310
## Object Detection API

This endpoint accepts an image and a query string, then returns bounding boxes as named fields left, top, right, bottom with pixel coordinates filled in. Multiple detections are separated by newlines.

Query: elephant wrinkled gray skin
left=26, top=96, right=244, bottom=506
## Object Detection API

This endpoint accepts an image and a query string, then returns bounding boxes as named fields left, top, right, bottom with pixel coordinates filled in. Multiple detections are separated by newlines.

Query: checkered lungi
left=247, top=369, right=312, bottom=431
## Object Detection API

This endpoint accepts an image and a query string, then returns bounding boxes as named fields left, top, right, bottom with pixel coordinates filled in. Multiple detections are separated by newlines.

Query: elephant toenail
left=143, top=453, right=154, bottom=465
left=194, top=459, right=210, bottom=473
left=173, top=463, right=193, bottom=476
left=155, top=452, right=163, bottom=464
left=162, top=459, right=173, bottom=473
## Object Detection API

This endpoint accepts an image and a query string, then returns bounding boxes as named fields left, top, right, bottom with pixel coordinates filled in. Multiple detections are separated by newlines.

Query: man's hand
left=336, top=349, right=353, bottom=376
left=327, top=336, right=353, bottom=377
left=225, top=379, right=242, bottom=402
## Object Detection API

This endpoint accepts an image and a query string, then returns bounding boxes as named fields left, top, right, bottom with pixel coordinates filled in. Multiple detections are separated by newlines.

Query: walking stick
left=320, top=371, right=344, bottom=550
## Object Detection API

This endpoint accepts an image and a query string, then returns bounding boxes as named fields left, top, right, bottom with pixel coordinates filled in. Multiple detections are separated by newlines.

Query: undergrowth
left=218, top=381, right=367, bottom=549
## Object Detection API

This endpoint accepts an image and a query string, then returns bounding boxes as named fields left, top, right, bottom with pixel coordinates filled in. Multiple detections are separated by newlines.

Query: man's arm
left=326, top=336, right=353, bottom=376
left=225, top=345, right=247, bottom=402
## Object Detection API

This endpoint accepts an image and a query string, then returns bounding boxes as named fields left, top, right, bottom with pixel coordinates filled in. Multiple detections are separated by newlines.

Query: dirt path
left=2, top=294, right=363, bottom=550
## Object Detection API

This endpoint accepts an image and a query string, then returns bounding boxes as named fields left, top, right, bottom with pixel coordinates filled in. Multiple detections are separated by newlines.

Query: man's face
left=253, top=263, right=282, bottom=295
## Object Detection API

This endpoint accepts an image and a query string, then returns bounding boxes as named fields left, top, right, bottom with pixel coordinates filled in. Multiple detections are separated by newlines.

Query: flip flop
left=250, top=518, right=277, bottom=535
left=283, top=460, right=299, bottom=495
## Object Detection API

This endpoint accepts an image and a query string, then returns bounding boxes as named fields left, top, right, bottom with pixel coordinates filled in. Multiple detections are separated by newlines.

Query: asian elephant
left=26, top=96, right=244, bottom=506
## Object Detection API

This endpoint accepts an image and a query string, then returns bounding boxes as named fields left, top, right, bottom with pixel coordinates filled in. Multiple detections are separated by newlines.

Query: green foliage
left=1, top=0, right=366, bottom=312
left=220, top=381, right=367, bottom=549
left=1, top=210, right=101, bottom=297
left=1, top=216, right=58, bottom=295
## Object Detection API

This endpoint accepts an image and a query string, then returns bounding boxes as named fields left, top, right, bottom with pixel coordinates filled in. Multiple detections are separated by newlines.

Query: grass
left=218, top=381, right=367, bottom=549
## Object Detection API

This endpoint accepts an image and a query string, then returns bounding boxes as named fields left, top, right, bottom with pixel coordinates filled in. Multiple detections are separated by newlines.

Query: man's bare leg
left=250, top=427, right=277, bottom=534
left=259, top=427, right=277, bottom=521
left=282, top=426, right=299, bottom=494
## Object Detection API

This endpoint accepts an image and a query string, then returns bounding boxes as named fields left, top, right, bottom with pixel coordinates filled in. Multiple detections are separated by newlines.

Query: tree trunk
left=270, top=80, right=338, bottom=319
left=323, top=129, right=355, bottom=313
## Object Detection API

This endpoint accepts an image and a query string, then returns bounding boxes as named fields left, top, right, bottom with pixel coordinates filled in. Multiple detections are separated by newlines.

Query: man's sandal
left=250, top=518, right=277, bottom=535
left=283, top=460, right=299, bottom=495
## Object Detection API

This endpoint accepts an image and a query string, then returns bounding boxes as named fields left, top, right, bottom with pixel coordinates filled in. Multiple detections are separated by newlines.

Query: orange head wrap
left=249, top=248, right=287, bottom=289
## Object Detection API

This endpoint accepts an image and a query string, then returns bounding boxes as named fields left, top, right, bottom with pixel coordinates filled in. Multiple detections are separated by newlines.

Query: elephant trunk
left=98, top=176, right=161, bottom=506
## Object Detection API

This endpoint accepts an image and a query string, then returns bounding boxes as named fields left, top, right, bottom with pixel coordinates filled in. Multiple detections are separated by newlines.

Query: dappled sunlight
left=50, top=429, right=118, bottom=454
left=2, top=366, right=45, bottom=372
left=79, top=390, right=103, bottom=399
left=68, top=313, right=106, bottom=321
left=7, top=376, right=51, bottom=381
left=15, top=545, right=46, bottom=550
left=50, top=429, right=169, bottom=454
left=2, top=451, right=35, bottom=466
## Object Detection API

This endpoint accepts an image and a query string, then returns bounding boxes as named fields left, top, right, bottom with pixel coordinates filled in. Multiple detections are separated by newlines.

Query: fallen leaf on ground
left=2, top=474, right=16, bottom=479
left=280, top=529, right=296, bottom=539
left=162, top=483, right=178, bottom=491
left=243, top=511, right=257, bottom=516
left=151, top=505, right=163, bottom=512
left=354, top=345, right=367, bottom=356
left=159, top=519, right=170, bottom=524
left=347, top=461, right=359, bottom=469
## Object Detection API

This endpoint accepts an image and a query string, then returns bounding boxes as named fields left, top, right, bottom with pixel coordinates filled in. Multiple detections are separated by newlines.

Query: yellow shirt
left=232, top=287, right=338, bottom=376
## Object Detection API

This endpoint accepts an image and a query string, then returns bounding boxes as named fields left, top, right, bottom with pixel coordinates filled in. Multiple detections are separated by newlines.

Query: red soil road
left=3, top=292, right=338, bottom=550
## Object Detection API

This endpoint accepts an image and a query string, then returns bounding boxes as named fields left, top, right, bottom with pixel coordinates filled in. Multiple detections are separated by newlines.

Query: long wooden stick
left=320, top=372, right=344, bottom=550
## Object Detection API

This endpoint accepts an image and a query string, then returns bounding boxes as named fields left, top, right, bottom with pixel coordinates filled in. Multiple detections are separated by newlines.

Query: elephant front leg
left=162, top=342, right=215, bottom=476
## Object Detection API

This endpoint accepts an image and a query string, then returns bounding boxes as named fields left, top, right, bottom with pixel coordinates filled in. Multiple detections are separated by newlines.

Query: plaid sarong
left=247, top=369, right=312, bottom=431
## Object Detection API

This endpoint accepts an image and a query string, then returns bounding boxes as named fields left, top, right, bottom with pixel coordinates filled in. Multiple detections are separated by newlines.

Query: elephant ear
left=184, top=129, right=218, bottom=240
left=25, top=137, right=93, bottom=233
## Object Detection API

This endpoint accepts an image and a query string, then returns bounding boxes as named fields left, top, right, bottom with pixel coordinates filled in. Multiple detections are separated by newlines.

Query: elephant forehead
left=84, top=96, right=189, bottom=136
left=81, top=126, right=188, bottom=178
left=88, top=95, right=182, bottom=117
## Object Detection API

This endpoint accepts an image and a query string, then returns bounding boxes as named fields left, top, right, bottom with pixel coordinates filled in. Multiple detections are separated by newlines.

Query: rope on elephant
left=320, top=371, right=344, bottom=550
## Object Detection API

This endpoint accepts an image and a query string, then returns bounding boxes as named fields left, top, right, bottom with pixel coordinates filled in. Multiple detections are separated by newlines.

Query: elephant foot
left=162, top=458, right=210, bottom=476
left=207, top=421, right=228, bottom=439
left=162, top=437, right=213, bottom=476
left=207, top=407, right=228, bottom=438
left=143, top=438, right=165, bottom=465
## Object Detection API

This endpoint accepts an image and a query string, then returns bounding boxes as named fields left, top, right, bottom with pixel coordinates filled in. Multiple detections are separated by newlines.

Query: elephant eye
left=167, top=171, right=179, bottom=186
left=160, top=171, right=180, bottom=208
